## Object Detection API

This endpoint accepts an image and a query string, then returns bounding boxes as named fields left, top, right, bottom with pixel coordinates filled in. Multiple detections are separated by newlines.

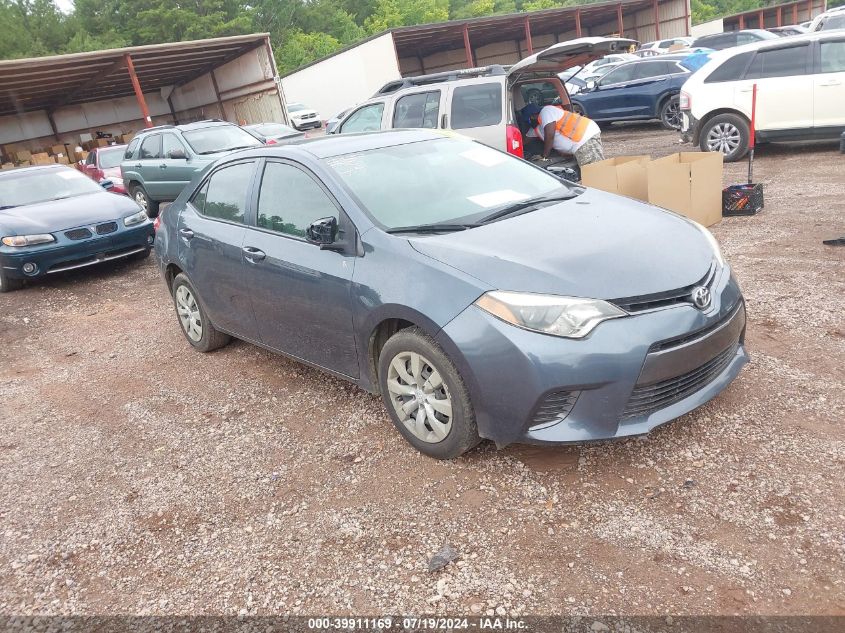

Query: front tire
left=699, top=113, right=750, bottom=162
left=0, top=270, right=23, bottom=292
left=131, top=184, right=160, bottom=218
left=659, top=95, right=682, bottom=130
left=378, top=327, right=480, bottom=459
left=571, top=102, right=586, bottom=116
left=171, top=273, right=230, bottom=352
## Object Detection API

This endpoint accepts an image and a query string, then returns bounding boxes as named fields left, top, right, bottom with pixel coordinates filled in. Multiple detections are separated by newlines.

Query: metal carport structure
left=0, top=34, right=287, bottom=153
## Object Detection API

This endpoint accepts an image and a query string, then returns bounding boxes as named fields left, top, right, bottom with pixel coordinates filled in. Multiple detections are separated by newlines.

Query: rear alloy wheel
left=659, top=96, right=683, bottom=130
left=700, top=113, right=750, bottom=162
left=378, top=327, right=480, bottom=459
left=130, top=184, right=160, bottom=218
left=171, top=273, right=230, bottom=352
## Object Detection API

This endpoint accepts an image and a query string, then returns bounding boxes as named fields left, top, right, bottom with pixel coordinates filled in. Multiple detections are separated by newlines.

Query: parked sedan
left=0, top=165, right=154, bottom=291
left=243, top=122, right=304, bottom=145
left=570, top=57, right=690, bottom=129
left=155, top=130, right=747, bottom=459
left=77, top=144, right=128, bottom=194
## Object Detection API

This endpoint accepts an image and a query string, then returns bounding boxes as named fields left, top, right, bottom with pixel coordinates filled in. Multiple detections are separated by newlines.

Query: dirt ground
left=1, top=126, right=843, bottom=618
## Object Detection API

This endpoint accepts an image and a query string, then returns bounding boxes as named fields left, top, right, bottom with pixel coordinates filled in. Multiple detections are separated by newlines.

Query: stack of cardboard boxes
left=581, top=152, right=724, bottom=227
left=0, top=131, right=136, bottom=171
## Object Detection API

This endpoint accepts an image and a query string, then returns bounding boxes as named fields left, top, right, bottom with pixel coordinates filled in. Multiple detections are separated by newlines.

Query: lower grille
left=529, top=390, right=580, bottom=430
left=96, top=222, right=118, bottom=235
left=621, top=343, right=738, bottom=420
left=65, top=228, right=92, bottom=240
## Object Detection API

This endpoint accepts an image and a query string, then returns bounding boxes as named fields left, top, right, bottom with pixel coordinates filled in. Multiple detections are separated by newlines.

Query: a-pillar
left=124, top=53, right=152, bottom=128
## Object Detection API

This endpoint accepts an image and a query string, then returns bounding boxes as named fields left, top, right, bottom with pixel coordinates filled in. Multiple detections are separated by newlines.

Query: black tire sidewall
left=700, top=113, right=750, bottom=162
left=171, top=273, right=221, bottom=352
left=378, top=328, right=479, bottom=460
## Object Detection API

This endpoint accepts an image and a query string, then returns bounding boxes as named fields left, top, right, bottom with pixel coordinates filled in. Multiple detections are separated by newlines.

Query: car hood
left=508, top=37, right=639, bottom=76
left=0, top=191, right=141, bottom=234
left=409, top=188, right=714, bottom=300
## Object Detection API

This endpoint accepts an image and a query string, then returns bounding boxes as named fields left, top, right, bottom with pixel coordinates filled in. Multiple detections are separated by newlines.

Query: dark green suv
left=120, top=120, right=262, bottom=216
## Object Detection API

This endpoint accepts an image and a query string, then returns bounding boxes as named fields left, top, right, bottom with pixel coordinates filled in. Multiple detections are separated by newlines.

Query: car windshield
left=0, top=168, right=103, bottom=208
left=288, top=104, right=306, bottom=112
left=325, top=137, right=573, bottom=230
left=255, top=123, right=298, bottom=137
left=181, top=126, right=262, bottom=154
left=98, top=147, right=125, bottom=169
left=823, top=15, right=845, bottom=29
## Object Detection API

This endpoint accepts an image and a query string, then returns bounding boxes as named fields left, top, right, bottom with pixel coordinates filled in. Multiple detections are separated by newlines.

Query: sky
left=55, top=0, right=73, bottom=14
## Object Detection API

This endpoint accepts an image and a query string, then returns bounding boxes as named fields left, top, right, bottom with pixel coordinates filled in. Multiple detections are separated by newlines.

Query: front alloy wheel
left=386, top=351, right=453, bottom=443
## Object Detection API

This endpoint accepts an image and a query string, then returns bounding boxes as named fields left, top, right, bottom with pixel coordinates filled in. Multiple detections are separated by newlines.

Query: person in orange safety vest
left=526, top=104, right=604, bottom=167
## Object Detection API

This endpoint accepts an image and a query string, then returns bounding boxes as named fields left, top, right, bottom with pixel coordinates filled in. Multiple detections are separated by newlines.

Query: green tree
left=276, top=29, right=343, bottom=73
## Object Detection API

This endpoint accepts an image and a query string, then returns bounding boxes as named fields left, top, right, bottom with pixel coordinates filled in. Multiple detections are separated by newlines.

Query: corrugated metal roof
left=0, top=33, right=270, bottom=117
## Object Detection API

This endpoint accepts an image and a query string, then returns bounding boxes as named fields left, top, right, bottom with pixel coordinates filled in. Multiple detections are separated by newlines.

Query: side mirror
left=99, top=179, right=115, bottom=191
left=306, top=216, right=343, bottom=251
left=586, top=80, right=597, bottom=91
left=168, top=148, right=187, bottom=159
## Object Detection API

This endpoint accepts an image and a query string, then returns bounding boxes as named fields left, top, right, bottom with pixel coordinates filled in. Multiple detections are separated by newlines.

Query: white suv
left=329, top=37, right=635, bottom=160
left=680, top=31, right=845, bottom=161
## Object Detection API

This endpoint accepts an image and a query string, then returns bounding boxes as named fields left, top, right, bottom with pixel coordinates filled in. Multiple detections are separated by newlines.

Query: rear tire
left=659, top=95, right=682, bottom=130
left=571, top=103, right=586, bottom=116
left=378, top=327, right=481, bottom=460
left=0, top=270, right=23, bottom=292
left=131, top=184, right=160, bottom=218
left=699, top=113, right=750, bottom=162
left=171, top=273, right=230, bottom=353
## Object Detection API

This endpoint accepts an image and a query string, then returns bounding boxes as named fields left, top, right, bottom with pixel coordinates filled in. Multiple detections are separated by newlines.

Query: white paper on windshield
left=57, top=170, right=84, bottom=180
left=460, top=146, right=507, bottom=168
left=467, top=190, right=530, bottom=208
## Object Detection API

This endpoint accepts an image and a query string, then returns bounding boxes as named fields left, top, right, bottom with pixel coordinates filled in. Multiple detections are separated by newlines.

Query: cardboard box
left=49, top=144, right=66, bottom=155
left=1, top=162, right=14, bottom=170
left=79, top=133, right=93, bottom=143
left=581, top=155, right=650, bottom=202
left=647, top=152, right=724, bottom=227
left=13, top=149, right=31, bottom=163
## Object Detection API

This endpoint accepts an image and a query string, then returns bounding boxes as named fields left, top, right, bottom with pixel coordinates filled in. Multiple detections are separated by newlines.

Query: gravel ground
left=0, top=126, right=843, bottom=618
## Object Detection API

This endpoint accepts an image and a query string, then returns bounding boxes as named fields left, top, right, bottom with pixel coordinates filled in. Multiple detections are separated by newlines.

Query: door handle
left=818, top=80, right=841, bottom=87
left=179, top=228, right=194, bottom=240
left=242, top=246, right=266, bottom=262
left=134, top=163, right=142, bottom=168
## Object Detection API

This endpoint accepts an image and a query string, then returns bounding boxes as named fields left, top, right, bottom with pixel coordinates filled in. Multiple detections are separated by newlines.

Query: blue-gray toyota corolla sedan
left=154, top=130, right=748, bottom=459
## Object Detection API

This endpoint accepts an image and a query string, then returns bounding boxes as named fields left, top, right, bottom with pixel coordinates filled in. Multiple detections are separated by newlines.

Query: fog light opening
left=147, top=234, right=154, bottom=245
left=22, top=262, right=38, bottom=275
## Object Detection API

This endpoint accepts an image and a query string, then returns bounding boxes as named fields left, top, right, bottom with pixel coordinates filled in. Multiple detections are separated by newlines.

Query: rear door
left=445, top=80, right=506, bottom=150
left=158, top=133, right=195, bottom=200
left=177, top=159, right=260, bottom=340
left=813, top=37, right=845, bottom=130
left=739, top=42, right=813, bottom=131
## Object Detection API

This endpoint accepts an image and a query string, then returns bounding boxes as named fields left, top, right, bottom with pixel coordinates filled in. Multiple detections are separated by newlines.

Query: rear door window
left=744, top=46, right=807, bottom=79
left=633, top=62, right=669, bottom=79
left=600, top=64, right=638, bottom=85
left=193, top=161, right=255, bottom=224
left=139, top=135, right=161, bottom=160
left=450, top=83, right=503, bottom=129
left=393, top=91, right=441, bottom=128
left=820, top=40, right=845, bottom=73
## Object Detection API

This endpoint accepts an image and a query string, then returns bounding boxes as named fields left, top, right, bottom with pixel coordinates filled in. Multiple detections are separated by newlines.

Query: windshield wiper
left=386, top=223, right=479, bottom=235
left=478, top=191, right=579, bottom=225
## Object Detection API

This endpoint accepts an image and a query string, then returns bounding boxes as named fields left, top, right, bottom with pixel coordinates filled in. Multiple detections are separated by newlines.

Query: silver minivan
left=329, top=37, right=636, bottom=160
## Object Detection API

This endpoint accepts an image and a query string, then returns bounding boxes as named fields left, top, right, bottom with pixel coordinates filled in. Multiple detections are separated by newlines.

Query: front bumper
left=437, top=265, right=748, bottom=447
left=680, top=110, right=700, bottom=144
left=293, top=119, right=322, bottom=130
left=0, top=222, right=154, bottom=280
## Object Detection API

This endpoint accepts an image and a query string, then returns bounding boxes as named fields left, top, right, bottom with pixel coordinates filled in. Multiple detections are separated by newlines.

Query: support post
left=416, top=55, right=426, bottom=75
left=617, top=3, right=624, bottom=36
left=124, top=53, right=152, bottom=128
left=575, top=8, right=582, bottom=37
left=46, top=110, right=59, bottom=142
left=463, top=24, right=474, bottom=69
left=523, top=16, right=533, bottom=55
left=793, top=3, right=798, bottom=23
left=167, top=95, right=178, bottom=125
left=777, top=6, right=782, bottom=26
left=739, top=14, right=745, bottom=29
left=515, top=39, right=522, bottom=59
left=807, top=0, right=812, bottom=21
left=263, top=36, right=288, bottom=126
left=758, top=9, right=765, bottom=28
left=653, top=0, right=661, bottom=39
left=210, top=70, right=226, bottom=121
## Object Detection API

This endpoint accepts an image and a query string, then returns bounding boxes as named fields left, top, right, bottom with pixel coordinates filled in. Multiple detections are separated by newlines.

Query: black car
left=692, top=29, right=779, bottom=51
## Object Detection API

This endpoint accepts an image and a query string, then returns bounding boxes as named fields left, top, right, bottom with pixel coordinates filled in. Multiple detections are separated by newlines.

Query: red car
left=77, top=144, right=128, bottom=194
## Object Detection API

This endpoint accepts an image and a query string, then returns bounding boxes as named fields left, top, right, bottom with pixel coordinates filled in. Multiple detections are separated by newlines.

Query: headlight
left=475, top=291, right=627, bottom=339
left=694, top=221, right=725, bottom=267
left=2, top=234, right=55, bottom=247
left=124, top=210, right=148, bottom=227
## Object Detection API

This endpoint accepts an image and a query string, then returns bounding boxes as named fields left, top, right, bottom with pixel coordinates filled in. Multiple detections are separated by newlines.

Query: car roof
left=236, top=129, right=449, bottom=161
left=0, top=163, right=74, bottom=179
left=136, top=120, right=235, bottom=136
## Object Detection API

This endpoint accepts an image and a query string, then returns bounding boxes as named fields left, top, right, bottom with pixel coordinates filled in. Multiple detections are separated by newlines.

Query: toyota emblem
left=691, top=286, right=711, bottom=310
